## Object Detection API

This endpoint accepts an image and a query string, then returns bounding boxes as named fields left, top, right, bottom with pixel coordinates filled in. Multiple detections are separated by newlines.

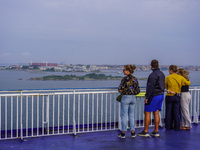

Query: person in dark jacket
left=138, top=60, right=165, bottom=137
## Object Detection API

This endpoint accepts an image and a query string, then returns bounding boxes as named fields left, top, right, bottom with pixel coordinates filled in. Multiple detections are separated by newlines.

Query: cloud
left=21, top=52, right=31, bottom=56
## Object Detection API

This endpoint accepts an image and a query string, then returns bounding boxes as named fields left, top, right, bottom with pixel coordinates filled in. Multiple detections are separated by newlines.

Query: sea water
left=0, top=70, right=200, bottom=90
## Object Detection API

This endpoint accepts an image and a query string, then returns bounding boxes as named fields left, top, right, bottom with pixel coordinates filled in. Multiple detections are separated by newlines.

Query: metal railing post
left=118, top=102, right=121, bottom=130
left=20, top=91, right=23, bottom=140
left=73, top=90, right=76, bottom=136
left=193, top=87, right=198, bottom=123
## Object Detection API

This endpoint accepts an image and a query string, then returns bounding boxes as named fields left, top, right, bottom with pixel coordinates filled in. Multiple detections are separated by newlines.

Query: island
left=29, top=73, right=147, bottom=81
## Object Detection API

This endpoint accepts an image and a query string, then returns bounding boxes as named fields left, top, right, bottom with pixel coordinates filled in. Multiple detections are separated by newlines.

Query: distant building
left=29, top=62, right=58, bottom=67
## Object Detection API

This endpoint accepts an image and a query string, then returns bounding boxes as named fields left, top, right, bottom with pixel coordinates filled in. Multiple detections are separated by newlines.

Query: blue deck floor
left=0, top=123, right=200, bottom=150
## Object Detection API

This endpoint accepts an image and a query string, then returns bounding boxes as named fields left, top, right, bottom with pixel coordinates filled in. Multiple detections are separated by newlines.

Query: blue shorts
left=145, top=95, right=164, bottom=112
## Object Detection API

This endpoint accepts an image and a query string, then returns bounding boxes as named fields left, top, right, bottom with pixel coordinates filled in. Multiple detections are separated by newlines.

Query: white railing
left=0, top=87, right=199, bottom=140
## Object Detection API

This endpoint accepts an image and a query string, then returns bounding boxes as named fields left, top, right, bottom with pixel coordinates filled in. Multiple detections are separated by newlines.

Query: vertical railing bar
left=114, top=95, right=116, bottom=129
left=192, top=89, right=195, bottom=122
left=118, top=99, right=121, bottom=130
left=47, top=95, right=50, bottom=135
left=20, top=92, right=23, bottom=139
left=11, top=96, right=13, bottom=138
left=0, top=97, right=1, bottom=139
left=135, top=98, right=138, bottom=127
left=109, top=93, right=111, bottom=129
left=92, top=93, right=94, bottom=131
left=73, top=90, right=76, bottom=135
left=101, top=93, right=103, bottom=130
left=63, top=94, right=65, bottom=134
left=83, top=94, right=85, bottom=132
left=67, top=94, right=69, bottom=133
left=31, top=95, right=34, bottom=136
left=78, top=94, right=80, bottom=133
left=142, top=97, right=144, bottom=127
left=195, top=88, right=197, bottom=123
left=5, top=96, right=7, bottom=139
left=139, top=97, right=141, bottom=127
left=198, top=90, right=200, bottom=120
left=87, top=94, right=89, bottom=132
left=26, top=96, right=28, bottom=137
left=16, top=96, right=19, bottom=138
left=42, top=95, right=44, bottom=135
left=37, top=95, right=39, bottom=136
left=58, top=95, right=60, bottom=134
left=150, top=112, right=153, bottom=126
left=53, top=94, right=55, bottom=134
left=109, top=94, right=111, bottom=129
left=96, top=93, right=98, bottom=131
left=139, top=98, right=141, bottom=127
left=190, top=90, right=193, bottom=118
left=162, top=97, right=165, bottom=124
left=105, top=93, right=107, bottom=130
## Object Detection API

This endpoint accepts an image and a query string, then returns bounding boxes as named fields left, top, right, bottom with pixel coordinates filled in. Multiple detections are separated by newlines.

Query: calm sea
left=0, top=70, right=200, bottom=90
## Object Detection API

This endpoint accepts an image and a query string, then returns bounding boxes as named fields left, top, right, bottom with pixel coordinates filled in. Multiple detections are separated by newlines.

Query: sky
left=0, top=0, right=200, bottom=66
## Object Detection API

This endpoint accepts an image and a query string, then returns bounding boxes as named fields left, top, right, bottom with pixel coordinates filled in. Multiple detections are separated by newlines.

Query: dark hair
left=169, top=65, right=178, bottom=73
left=151, top=59, right=159, bottom=69
left=124, top=65, right=136, bottom=74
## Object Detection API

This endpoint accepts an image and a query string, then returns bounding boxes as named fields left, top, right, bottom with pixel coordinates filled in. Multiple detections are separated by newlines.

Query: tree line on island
left=30, top=73, right=147, bottom=81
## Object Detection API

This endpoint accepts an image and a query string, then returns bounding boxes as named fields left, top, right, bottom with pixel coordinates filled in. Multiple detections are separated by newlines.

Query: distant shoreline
left=29, top=73, right=147, bottom=81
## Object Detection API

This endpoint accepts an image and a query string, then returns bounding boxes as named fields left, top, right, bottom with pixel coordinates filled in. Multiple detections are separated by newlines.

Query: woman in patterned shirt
left=118, top=65, right=140, bottom=139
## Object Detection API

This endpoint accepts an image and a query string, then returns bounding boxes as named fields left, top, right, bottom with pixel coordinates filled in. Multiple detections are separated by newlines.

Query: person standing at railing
left=138, top=60, right=165, bottom=137
left=167, top=68, right=192, bottom=130
left=165, top=65, right=191, bottom=131
left=118, top=64, right=140, bottom=139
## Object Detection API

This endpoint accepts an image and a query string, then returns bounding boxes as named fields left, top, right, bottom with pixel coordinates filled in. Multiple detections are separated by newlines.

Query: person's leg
left=173, top=96, right=181, bottom=130
left=180, top=92, right=192, bottom=128
left=121, top=96, right=129, bottom=132
left=144, top=111, right=151, bottom=132
left=165, top=96, right=173, bottom=129
left=153, top=110, right=160, bottom=132
left=129, top=96, right=136, bottom=133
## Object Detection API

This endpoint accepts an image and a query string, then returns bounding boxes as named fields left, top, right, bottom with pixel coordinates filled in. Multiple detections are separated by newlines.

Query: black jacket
left=145, top=68, right=165, bottom=99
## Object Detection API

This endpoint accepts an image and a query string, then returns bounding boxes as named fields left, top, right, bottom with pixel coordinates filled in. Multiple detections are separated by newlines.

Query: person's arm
left=145, top=74, right=157, bottom=102
left=167, top=90, right=181, bottom=97
left=182, top=77, right=191, bottom=86
left=118, top=78, right=126, bottom=93
left=167, top=90, right=175, bottom=94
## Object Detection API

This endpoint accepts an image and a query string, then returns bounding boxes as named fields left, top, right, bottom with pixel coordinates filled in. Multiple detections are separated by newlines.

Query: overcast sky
left=0, top=0, right=200, bottom=66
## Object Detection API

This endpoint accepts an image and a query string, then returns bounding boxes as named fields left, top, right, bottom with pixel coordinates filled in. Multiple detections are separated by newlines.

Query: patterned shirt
left=118, top=75, right=140, bottom=95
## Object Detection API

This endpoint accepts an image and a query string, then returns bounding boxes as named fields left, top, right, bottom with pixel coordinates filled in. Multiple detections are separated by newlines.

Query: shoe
left=180, top=126, right=190, bottom=130
left=118, top=132, right=125, bottom=139
left=150, top=131, right=160, bottom=137
left=138, top=131, right=149, bottom=137
left=185, top=127, right=190, bottom=130
left=180, top=126, right=185, bottom=130
left=131, top=132, right=136, bottom=138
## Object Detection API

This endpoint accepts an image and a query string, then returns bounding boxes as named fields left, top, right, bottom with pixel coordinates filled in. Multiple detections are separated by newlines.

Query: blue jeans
left=121, top=95, right=136, bottom=132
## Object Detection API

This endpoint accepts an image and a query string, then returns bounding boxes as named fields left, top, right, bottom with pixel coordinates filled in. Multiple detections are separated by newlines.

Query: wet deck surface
left=0, top=123, right=200, bottom=150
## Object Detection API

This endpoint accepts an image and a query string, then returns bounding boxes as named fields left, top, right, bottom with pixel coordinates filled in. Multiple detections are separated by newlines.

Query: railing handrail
left=0, top=85, right=200, bottom=93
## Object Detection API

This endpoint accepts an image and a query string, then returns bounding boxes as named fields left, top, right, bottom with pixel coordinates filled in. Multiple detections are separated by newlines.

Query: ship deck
left=0, top=123, right=199, bottom=150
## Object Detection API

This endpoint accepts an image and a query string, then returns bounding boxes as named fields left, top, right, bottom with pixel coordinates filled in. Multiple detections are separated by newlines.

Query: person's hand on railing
left=145, top=99, right=148, bottom=104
